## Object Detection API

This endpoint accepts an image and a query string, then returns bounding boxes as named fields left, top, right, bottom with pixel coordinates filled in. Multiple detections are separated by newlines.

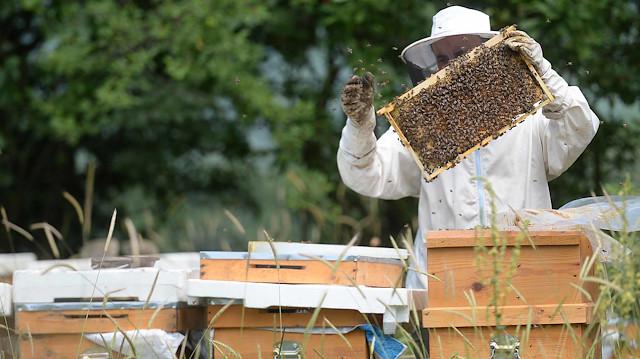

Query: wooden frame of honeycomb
left=376, top=26, right=554, bottom=182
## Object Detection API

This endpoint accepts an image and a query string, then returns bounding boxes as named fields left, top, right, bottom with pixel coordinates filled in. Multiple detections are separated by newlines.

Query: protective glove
left=505, top=30, right=570, bottom=118
left=341, top=71, right=375, bottom=126
left=504, top=30, right=551, bottom=76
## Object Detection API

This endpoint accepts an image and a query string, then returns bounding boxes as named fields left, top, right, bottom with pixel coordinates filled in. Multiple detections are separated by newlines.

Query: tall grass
left=2, top=176, right=639, bottom=358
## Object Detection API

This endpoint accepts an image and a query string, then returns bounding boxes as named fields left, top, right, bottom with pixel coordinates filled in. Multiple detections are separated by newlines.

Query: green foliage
left=0, top=0, right=638, bottom=255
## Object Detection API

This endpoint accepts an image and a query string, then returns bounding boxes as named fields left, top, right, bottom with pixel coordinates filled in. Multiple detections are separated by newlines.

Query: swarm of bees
left=379, top=29, right=551, bottom=182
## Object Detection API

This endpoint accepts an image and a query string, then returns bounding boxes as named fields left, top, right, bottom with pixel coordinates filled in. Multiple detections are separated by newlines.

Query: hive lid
left=247, top=241, right=409, bottom=260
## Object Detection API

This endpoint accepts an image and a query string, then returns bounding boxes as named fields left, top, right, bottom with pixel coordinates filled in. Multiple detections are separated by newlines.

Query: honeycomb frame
left=377, top=26, right=554, bottom=182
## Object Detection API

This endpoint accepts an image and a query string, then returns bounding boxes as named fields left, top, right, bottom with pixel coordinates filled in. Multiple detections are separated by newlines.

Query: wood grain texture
left=213, top=328, right=368, bottom=358
left=426, top=230, right=594, bottom=307
left=207, top=305, right=379, bottom=328
left=200, top=258, right=404, bottom=287
left=429, top=324, right=600, bottom=359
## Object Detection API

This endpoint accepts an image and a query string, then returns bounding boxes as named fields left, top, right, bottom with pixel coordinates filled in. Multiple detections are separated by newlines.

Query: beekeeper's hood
left=400, top=6, right=498, bottom=86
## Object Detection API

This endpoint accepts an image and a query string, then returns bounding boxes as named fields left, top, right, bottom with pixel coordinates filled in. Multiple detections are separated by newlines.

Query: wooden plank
left=429, top=324, right=600, bottom=359
left=579, top=234, right=600, bottom=304
left=207, top=305, right=379, bottom=328
left=426, top=229, right=582, bottom=248
left=355, top=260, right=405, bottom=288
left=200, top=258, right=404, bottom=287
left=427, top=244, right=583, bottom=307
left=15, top=308, right=180, bottom=334
left=423, top=303, right=594, bottom=328
left=20, top=334, right=123, bottom=359
left=200, top=258, right=357, bottom=285
left=214, top=328, right=368, bottom=358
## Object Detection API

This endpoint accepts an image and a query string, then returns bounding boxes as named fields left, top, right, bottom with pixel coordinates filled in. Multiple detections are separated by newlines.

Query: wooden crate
left=187, top=279, right=421, bottom=335
left=19, top=334, right=122, bottom=359
left=207, top=305, right=381, bottom=329
left=207, top=305, right=374, bottom=358
left=15, top=303, right=205, bottom=359
left=12, top=267, right=204, bottom=359
left=424, top=229, right=601, bottom=358
left=376, top=26, right=553, bottom=182
left=425, top=303, right=600, bottom=358
left=426, top=230, right=598, bottom=308
left=427, top=322, right=599, bottom=359
left=213, top=328, right=368, bottom=358
left=200, top=251, right=405, bottom=288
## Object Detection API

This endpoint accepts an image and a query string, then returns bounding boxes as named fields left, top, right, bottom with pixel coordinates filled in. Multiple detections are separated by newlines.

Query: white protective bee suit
left=337, top=8, right=599, bottom=289
left=338, top=70, right=598, bottom=289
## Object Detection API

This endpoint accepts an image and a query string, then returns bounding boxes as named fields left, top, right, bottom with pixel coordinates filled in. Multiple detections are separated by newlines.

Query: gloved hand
left=504, top=30, right=551, bottom=76
left=341, top=71, right=375, bottom=126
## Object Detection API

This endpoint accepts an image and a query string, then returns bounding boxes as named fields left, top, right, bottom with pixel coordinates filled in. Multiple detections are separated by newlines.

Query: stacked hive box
left=423, top=230, right=601, bottom=358
left=0, top=253, right=35, bottom=358
left=13, top=265, right=204, bottom=358
left=187, top=242, right=423, bottom=358
left=0, top=282, right=14, bottom=358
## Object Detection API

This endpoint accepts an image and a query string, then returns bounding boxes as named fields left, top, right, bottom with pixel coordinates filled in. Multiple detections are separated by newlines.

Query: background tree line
left=1, top=0, right=638, bottom=257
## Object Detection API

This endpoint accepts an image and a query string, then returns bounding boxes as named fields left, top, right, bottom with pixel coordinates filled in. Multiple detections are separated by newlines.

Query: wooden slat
left=429, top=324, right=599, bottom=359
left=426, top=230, right=595, bottom=308
left=200, top=258, right=356, bottom=284
left=213, top=328, right=368, bottom=358
left=207, top=305, right=379, bottom=328
left=428, top=244, right=583, bottom=307
left=423, top=303, right=594, bottom=328
left=15, top=308, right=179, bottom=334
left=426, top=230, right=582, bottom=248
left=355, top=260, right=405, bottom=288
left=200, top=258, right=403, bottom=287
left=20, top=334, right=123, bottom=359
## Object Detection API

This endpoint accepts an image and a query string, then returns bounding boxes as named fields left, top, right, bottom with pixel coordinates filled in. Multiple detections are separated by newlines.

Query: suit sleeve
left=337, top=107, right=422, bottom=199
left=539, top=66, right=599, bottom=180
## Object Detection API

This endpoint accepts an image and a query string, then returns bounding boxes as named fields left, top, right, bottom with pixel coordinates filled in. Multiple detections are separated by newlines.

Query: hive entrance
left=377, top=26, right=553, bottom=182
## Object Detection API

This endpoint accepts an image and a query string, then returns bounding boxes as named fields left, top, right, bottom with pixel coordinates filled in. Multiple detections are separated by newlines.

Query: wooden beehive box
left=201, top=242, right=409, bottom=287
left=208, top=305, right=374, bottom=358
left=12, top=267, right=205, bottom=359
left=187, top=278, right=425, bottom=357
left=426, top=319, right=599, bottom=358
left=200, top=251, right=405, bottom=288
left=377, top=25, right=553, bottom=182
left=423, top=229, right=601, bottom=358
left=426, top=230, right=598, bottom=307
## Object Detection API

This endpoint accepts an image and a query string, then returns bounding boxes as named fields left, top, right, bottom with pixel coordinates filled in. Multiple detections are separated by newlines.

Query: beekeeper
left=337, top=6, right=599, bottom=289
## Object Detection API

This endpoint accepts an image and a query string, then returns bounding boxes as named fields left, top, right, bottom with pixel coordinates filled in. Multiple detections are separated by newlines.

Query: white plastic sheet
left=84, top=329, right=184, bottom=359
left=494, top=196, right=640, bottom=263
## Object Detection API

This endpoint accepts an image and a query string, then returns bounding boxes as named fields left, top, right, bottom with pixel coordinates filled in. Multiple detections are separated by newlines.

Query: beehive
left=188, top=242, right=425, bottom=358
left=12, top=267, right=204, bottom=359
left=377, top=25, right=553, bottom=182
left=422, top=229, right=601, bottom=358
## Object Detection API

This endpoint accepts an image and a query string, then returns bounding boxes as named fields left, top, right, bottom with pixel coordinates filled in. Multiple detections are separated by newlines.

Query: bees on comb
left=387, top=39, right=547, bottom=181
